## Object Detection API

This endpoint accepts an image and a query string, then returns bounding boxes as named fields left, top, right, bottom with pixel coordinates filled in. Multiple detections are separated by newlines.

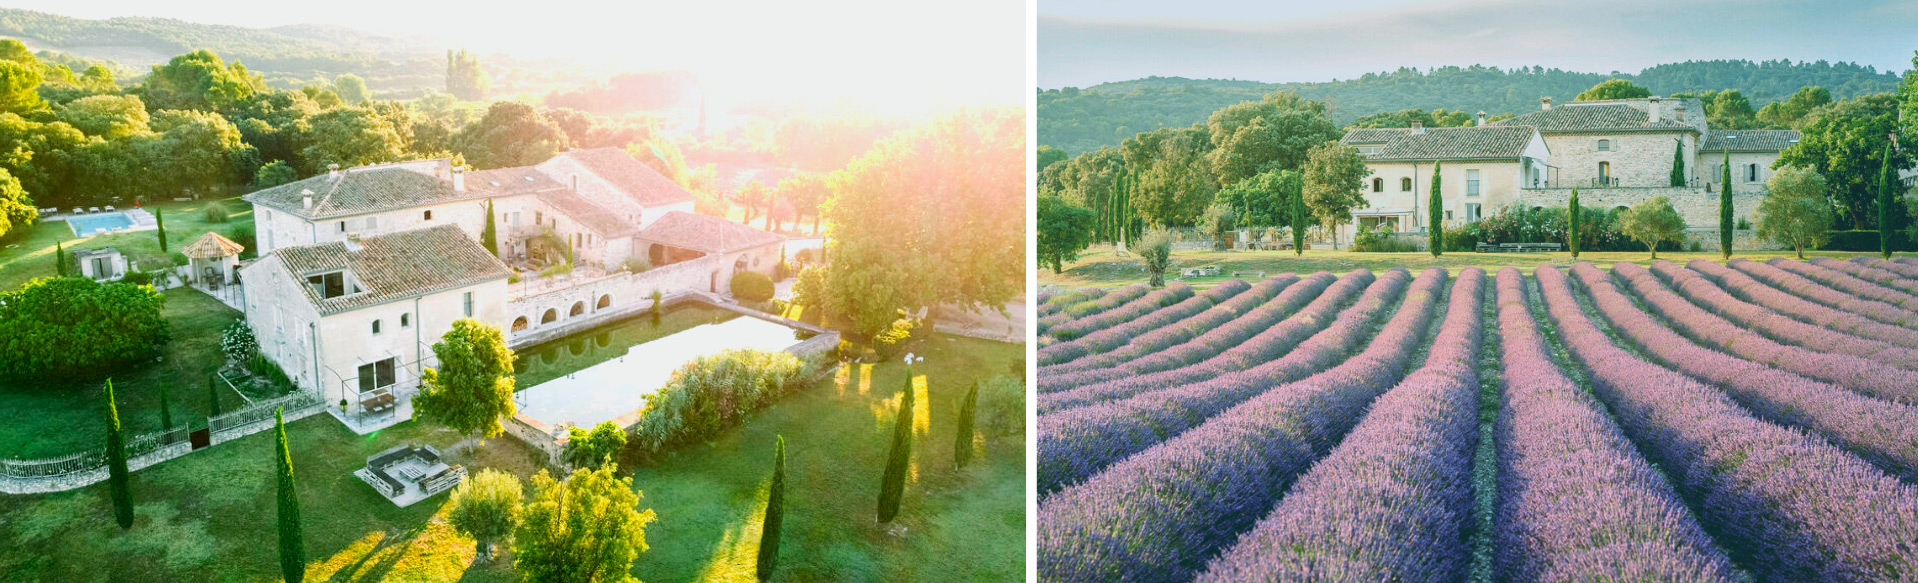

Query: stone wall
left=1, top=393, right=326, bottom=494
left=1518, top=186, right=1764, bottom=226
left=1543, top=132, right=1696, bottom=189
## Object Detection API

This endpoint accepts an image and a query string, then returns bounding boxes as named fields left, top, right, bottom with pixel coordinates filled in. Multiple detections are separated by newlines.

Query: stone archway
left=512, top=316, right=529, bottom=332
left=541, top=308, right=559, bottom=324
left=596, top=294, right=612, bottom=310
left=649, top=243, right=665, bottom=266
left=569, top=301, right=586, bottom=317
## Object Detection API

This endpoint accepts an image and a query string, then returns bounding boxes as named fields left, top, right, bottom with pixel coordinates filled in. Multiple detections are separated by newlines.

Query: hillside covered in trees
left=1040, top=59, right=1906, bottom=154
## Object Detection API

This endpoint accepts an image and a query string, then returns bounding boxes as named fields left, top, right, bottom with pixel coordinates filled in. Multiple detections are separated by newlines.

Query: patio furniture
left=88, top=207, right=99, bottom=213
left=104, top=205, right=115, bottom=211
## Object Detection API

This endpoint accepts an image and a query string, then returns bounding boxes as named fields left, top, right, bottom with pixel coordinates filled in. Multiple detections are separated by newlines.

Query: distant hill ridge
left=1039, top=59, right=1905, bottom=154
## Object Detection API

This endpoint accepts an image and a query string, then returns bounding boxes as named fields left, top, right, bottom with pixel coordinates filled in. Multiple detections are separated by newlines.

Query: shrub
left=977, top=374, right=1024, bottom=437
left=227, top=224, right=256, bottom=259
left=730, top=270, right=775, bottom=302
left=221, top=320, right=257, bottom=362
left=1823, top=230, right=1916, bottom=252
left=202, top=201, right=230, bottom=223
left=621, top=257, right=650, bottom=273
left=872, top=311, right=918, bottom=360
left=170, top=252, right=189, bottom=267
left=629, top=349, right=812, bottom=452
left=1351, top=223, right=1418, bottom=252
left=0, top=277, right=171, bottom=380
left=561, top=421, right=627, bottom=469
left=448, top=469, right=523, bottom=561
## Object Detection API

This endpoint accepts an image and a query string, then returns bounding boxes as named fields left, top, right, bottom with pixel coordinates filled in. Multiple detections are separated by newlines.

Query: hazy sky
left=1040, top=0, right=1918, bottom=88
left=11, top=0, right=1026, bottom=114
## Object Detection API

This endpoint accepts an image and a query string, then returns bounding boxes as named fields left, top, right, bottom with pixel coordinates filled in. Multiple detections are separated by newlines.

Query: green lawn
left=1040, top=245, right=1918, bottom=289
left=0, top=334, right=1026, bottom=583
left=0, top=286, right=246, bottom=458
left=0, top=198, right=254, bottom=291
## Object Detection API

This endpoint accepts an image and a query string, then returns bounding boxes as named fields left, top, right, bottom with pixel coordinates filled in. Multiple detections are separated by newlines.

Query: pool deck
left=64, top=209, right=158, bottom=237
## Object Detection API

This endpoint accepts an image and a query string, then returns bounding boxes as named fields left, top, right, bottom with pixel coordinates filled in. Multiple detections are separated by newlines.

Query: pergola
left=183, top=231, right=245, bottom=285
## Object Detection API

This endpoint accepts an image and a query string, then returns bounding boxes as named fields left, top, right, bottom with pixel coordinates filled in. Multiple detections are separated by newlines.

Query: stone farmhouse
left=1336, top=96, right=1801, bottom=247
left=238, top=148, right=787, bottom=431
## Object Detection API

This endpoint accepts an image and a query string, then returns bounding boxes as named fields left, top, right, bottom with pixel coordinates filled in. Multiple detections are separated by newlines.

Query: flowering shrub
left=221, top=319, right=258, bottom=362
left=1040, top=276, right=1291, bottom=375
left=1046, top=283, right=1195, bottom=342
left=1536, top=264, right=1918, bottom=582
left=1471, top=204, right=1637, bottom=250
left=1036, top=268, right=1475, bottom=583
left=1039, top=280, right=1249, bottom=366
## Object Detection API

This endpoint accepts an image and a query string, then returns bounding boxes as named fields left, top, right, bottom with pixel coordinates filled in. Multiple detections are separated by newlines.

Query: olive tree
left=1756, top=166, right=1835, bottom=259
left=1618, top=196, right=1688, bottom=259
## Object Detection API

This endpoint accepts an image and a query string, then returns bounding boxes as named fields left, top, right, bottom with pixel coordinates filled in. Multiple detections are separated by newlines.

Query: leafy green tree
left=1199, top=201, right=1237, bottom=251
left=0, top=277, right=170, bottom=379
left=1121, top=126, right=1216, bottom=227
left=514, top=465, right=656, bottom=583
left=625, top=136, right=687, bottom=187
left=877, top=364, right=916, bottom=523
left=273, top=408, right=305, bottom=583
left=0, top=60, right=44, bottom=115
left=736, top=180, right=769, bottom=223
left=1567, top=188, right=1582, bottom=258
left=1205, top=92, right=1340, bottom=185
left=792, top=266, right=826, bottom=314
left=1671, top=139, right=1687, bottom=186
left=775, top=173, right=830, bottom=235
left=481, top=199, right=498, bottom=256
left=445, top=49, right=491, bottom=101
left=332, top=74, right=369, bottom=105
left=455, top=101, right=565, bottom=170
left=1721, top=151, right=1734, bottom=259
left=55, top=95, right=149, bottom=140
left=954, top=383, right=978, bottom=469
left=1428, top=161, right=1443, bottom=256
left=145, top=109, right=250, bottom=199
left=1618, top=196, right=1687, bottom=259
left=1037, top=194, right=1096, bottom=274
left=1347, top=108, right=1477, bottom=129
left=1881, top=143, right=1902, bottom=258
left=1575, top=79, right=1651, bottom=101
left=1289, top=175, right=1307, bottom=255
left=299, top=107, right=405, bottom=173
left=1139, top=227, right=1174, bottom=287
left=756, top=436, right=786, bottom=582
left=140, top=50, right=261, bottom=112
left=1301, top=142, right=1371, bottom=248
left=1757, top=166, right=1833, bottom=259
left=448, top=468, right=524, bottom=562
left=1776, top=92, right=1912, bottom=228
left=415, top=319, right=517, bottom=438
left=0, top=168, right=33, bottom=242
left=104, top=379, right=133, bottom=529
left=1903, top=51, right=1918, bottom=141
left=561, top=421, right=627, bottom=469
left=253, top=160, right=298, bottom=189
left=1036, top=145, right=1068, bottom=176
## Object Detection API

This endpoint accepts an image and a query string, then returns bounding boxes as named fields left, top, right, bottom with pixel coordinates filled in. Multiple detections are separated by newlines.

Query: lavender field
left=1034, top=257, right=1918, bottom=583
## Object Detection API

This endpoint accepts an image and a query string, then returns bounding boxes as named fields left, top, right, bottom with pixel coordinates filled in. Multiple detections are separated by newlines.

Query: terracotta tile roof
left=1701, top=129, right=1802, bottom=153
left=543, top=147, right=695, bottom=206
left=536, top=190, right=641, bottom=238
left=245, top=160, right=499, bottom=219
left=1344, top=126, right=1538, bottom=161
left=1490, top=101, right=1699, bottom=133
left=464, top=166, right=565, bottom=197
left=182, top=231, right=245, bottom=259
left=1340, top=128, right=1411, bottom=144
left=640, top=211, right=783, bottom=254
left=271, top=224, right=510, bottom=316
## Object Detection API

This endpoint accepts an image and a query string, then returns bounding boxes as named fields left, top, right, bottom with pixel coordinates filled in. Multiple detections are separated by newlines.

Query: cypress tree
left=1567, top=188, right=1582, bottom=258
left=1671, top=138, right=1686, bottom=186
left=480, top=199, right=498, bottom=257
left=1880, top=143, right=1898, bottom=259
left=207, top=375, right=223, bottom=418
left=1290, top=174, right=1307, bottom=256
left=877, top=365, right=915, bottom=523
left=104, top=380, right=134, bottom=530
left=1428, top=162, right=1444, bottom=256
left=756, top=435, right=786, bottom=582
left=155, top=208, right=167, bottom=253
left=54, top=241, right=65, bottom=276
left=157, top=382, right=173, bottom=430
left=274, top=407, right=306, bottom=583
left=1721, top=151, right=1734, bottom=259
left=954, top=382, right=978, bottom=469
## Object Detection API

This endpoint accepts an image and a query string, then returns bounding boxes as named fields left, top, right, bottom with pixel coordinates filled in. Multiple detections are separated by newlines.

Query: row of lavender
left=1038, top=275, right=1303, bottom=376
left=1036, top=283, right=1151, bottom=339
left=1038, top=278, right=1264, bottom=367
left=1035, top=268, right=1420, bottom=495
left=1038, top=268, right=1453, bottom=581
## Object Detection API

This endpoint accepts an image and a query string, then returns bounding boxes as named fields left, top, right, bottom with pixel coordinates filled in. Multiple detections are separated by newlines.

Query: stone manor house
left=1336, top=96, right=1801, bottom=247
left=237, top=148, right=787, bottom=431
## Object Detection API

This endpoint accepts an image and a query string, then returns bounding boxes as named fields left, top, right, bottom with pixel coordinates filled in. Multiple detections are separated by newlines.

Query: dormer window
left=306, top=270, right=360, bottom=299
left=1597, top=139, right=1611, bottom=151
left=1358, top=146, right=1381, bottom=155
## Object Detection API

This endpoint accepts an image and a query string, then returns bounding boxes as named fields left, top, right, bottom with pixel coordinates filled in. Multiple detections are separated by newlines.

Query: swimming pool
left=68, top=212, right=134, bottom=237
left=513, top=311, right=805, bottom=428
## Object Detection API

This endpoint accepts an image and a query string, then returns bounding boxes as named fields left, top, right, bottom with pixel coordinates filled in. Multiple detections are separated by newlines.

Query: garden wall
left=0, top=391, right=325, bottom=494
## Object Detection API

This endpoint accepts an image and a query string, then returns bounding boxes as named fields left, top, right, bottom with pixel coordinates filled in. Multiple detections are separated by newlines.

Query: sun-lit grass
left=1040, top=245, right=1918, bottom=289
left=0, top=335, right=1024, bottom=583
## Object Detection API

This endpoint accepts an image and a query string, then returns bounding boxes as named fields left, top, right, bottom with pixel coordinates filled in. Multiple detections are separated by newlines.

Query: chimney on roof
left=452, top=166, right=466, bottom=192
left=1410, top=120, right=1425, bottom=134
left=301, top=188, right=313, bottom=210
left=1475, top=111, right=1487, bottom=126
left=344, top=232, right=362, bottom=253
left=1648, top=96, right=1662, bottom=123
left=327, top=163, right=341, bottom=180
left=1540, top=97, right=1553, bottom=111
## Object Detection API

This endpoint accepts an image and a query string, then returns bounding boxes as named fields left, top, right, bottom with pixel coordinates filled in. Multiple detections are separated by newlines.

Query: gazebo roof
left=183, top=232, right=245, bottom=259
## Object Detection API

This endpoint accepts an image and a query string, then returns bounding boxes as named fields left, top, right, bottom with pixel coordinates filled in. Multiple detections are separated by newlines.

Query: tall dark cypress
left=480, top=199, right=498, bottom=257
left=206, top=376, right=223, bottom=418
left=1880, top=143, right=1898, bottom=259
left=104, top=380, right=134, bottom=529
left=155, top=208, right=167, bottom=253
left=1671, top=138, right=1687, bottom=186
left=54, top=241, right=65, bottom=276
left=1428, top=162, right=1445, bottom=256
left=1567, top=188, right=1582, bottom=258
left=275, top=408, right=305, bottom=583
left=954, top=382, right=978, bottom=469
left=756, top=435, right=786, bottom=582
left=1721, top=151, right=1734, bottom=260
left=877, top=365, right=915, bottom=523
left=157, top=382, right=173, bottom=430
left=1290, top=174, right=1307, bottom=256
